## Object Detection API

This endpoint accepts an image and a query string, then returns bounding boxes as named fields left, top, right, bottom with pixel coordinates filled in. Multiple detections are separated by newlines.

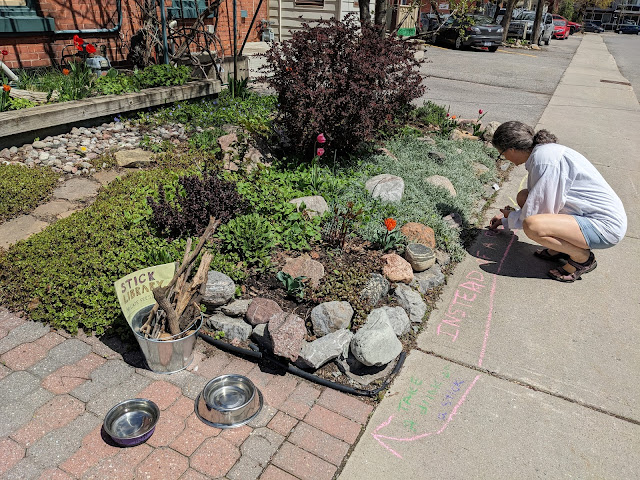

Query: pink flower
left=316, top=133, right=326, bottom=144
left=479, top=109, right=483, bottom=115
left=446, top=113, right=450, bottom=117
left=316, top=148, right=325, bottom=157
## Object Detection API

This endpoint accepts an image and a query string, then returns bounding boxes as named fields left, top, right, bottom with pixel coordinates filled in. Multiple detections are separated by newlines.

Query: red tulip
left=479, top=109, right=483, bottom=114
left=1, top=50, right=8, bottom=56
left=3, top=84, right=10, bottom=92
left=316, top=133, right=326, bottom=144
left=85, top=44, right=96, bottom=54
left=316, top=148, right=325, bottom=157
left=384, top=218, right=397, bottom=231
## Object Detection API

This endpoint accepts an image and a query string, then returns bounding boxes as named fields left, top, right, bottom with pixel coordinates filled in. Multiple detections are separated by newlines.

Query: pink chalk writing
left=436, top=270, right=487, bottom=342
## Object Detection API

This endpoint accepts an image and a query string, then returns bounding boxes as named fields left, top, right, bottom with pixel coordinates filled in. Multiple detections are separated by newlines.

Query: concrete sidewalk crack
left=416, top=348, right=640, bottom=427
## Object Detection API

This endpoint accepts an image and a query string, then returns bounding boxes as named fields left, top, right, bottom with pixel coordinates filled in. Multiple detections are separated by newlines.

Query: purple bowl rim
left=110, top=425, right=156, bottom=447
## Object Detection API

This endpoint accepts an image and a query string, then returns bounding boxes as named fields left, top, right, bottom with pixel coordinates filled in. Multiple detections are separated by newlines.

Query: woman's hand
left=489, top=214, right=503, bottom=230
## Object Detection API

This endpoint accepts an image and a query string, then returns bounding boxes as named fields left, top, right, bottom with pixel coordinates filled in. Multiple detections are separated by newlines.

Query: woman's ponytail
left=532, top=129, right=557, bottom=146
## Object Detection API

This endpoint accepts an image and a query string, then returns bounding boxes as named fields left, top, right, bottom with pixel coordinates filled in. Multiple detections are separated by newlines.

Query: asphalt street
left=602, top=32, right=640, bottom=102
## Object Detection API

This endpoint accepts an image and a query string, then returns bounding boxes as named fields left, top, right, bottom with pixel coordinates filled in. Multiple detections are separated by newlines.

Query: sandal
left=548, top=252, right=597, bottom=282
left=534, top=248, right=570, bottom=261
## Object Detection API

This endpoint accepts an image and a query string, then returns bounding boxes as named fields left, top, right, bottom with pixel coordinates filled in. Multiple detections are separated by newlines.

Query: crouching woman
left=488, top=121, right=627, bottom=282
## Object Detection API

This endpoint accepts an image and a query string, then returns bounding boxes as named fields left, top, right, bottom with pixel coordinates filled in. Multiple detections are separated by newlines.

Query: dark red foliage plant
left=147, top=173, right=248, bottom=239
left=261, top=14, right=425, bottom=158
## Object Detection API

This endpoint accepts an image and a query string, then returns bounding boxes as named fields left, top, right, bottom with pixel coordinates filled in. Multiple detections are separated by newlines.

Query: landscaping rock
left=52, top=177, right=99, bottom=202
left=428, top=151, right=447, bottom=163
left=425, top=174, right=456, bottom=197
left=382, top=253, right=414, bottom=284
left=267, top=312, right=306, bottom=362
left=368, top=306, right=411, bottom=337
left=350, top=314, right=402, bottom=367
left=394, top=284, right=427, bottom=323
left=443, top=212, right=463, bottom=230
left=251, top=324, right=272, bottom=350
left=114, top=148, right=153, bottom=168
left=365, top=174, right=404, bottom=203
left=411, top=264, right=445, bottom=294
left=435, top=250, right=451, bottom=267
left=400, top=222, right=436, bottom=249
left=221, top=299, right=252, bottom=317
left=281, top=254, right=325, bottom=288
left=450, top=129, right=480, bottom=141
left=337, top=352, right=398, bottom=386
left=202, top=271, right=236, bottom=307
left=417, top=136, right=436, bottom=145
left=482, top=121, right=501, bottom=142
left=310, top=301, right=354, bottom=337
left=473, top=162, right=490, bottom=176
left=297, top=329, right=353, bottom=369
left=245, top=298, right=282, bottom=326
left=205, top=313, right=252, bottom=341
left=404, top=243, right=436, bottom=272
left=289, top=195, right=329, bottom=218
left=359, top=273, right=390, bottom=306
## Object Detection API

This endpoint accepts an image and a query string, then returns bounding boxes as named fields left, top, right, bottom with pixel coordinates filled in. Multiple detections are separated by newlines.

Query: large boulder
left=365, top=174, right=404, bottom=203
left=268, top=312, right=306, bottom=362
left=246, top=298, right=282, bottom=326
left=425, top=175, right=456, bottom=197
left=297, top=329, right=354, bottom=370
left=394, top=284, right=427, bottom=323
left=115, top=148, right=154, bottom=168
left=350, top=315, right=402, bottom=367
left=482, top=121, right=502, bottom=142
left=202, top=271, right=236, bottom=307
left=310, top=301, right=354, bottom=337
left=411, top=265, right=445, bottom=294
left=382, top=253, right=414, bottom=284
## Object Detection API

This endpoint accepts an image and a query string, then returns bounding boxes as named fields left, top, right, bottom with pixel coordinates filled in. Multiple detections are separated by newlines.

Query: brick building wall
left=0, top=0, right=266, bottom=69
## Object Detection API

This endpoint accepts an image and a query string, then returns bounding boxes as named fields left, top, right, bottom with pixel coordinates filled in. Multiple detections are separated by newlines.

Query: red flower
left=73, top=34, right=83, bottom=46
left=384, top=218, right=397, bottom=231
left=316, top=133, right=326, bottom=144
left=85, top=44, right=96, bottom=54
left=446, top=113, right=450, bottom=117
left=76, top=44, right=84, bottom=52
left=479, top=109, right=483, bottom=115
left=1, top=50, right=8, bottom=56
left=3, top=84, right=10, bottom=92
left=316, top=147, right=325, bottom=157
left=62, top=68, right=70, bottom=75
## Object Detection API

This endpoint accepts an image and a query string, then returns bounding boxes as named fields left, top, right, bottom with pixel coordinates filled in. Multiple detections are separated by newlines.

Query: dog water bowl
left=195, top=374, right=263, bottom=429
left=103, top=398, right=159, bottom=446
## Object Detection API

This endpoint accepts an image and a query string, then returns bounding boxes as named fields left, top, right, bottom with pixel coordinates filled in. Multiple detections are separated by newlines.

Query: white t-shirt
left=502, top=143, right=627, bottom=244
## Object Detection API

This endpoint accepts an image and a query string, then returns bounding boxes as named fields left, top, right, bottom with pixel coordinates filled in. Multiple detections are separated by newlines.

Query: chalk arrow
left=372, top=374, right=481, bottom=459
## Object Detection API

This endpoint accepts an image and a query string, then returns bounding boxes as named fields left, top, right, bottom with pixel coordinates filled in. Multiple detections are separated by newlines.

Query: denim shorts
left=573, top=216, right=614, bottom=249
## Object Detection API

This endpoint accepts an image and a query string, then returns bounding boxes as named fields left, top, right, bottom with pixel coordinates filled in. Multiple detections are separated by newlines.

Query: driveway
left=416, top=34, right=582, bottom=126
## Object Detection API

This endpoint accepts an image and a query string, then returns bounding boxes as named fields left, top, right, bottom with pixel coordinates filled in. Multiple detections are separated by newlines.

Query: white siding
left=269, top=0, right=362, bottom=40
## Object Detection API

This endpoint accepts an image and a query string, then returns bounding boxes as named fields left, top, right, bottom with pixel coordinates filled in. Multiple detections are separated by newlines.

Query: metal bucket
left=131, top=305, right=202, bottom=374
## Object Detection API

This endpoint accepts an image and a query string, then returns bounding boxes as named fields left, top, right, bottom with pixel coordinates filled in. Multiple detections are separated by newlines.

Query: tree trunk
left=501, top=0, right=517, bottom=42
left=532, top=0, right=545, bottom=45
left=359, top=0, right=371, bottom=24
left=374, top=0, right=387, bottom=36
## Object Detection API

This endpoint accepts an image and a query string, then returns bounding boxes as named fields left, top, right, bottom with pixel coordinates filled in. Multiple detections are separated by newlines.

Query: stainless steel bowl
left=103, top=398, right=160, bottom=446
left=195, top=374, right=263, bottom=429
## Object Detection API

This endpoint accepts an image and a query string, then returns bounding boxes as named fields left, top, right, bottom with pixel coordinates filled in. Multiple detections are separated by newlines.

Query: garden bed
left=0, top=79, right=221, bottom=147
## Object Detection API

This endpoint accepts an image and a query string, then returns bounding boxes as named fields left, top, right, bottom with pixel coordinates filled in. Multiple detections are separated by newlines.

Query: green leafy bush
left=217, top=213, right=276, bottom=266
left=410, top=101, right=457, bottom=137
left=262, top=13, right=425, bottom=157
left=0, top=165, right=59, bottom=221
left=8, top=97, right=37, bottom=110
left=94, top=69, right=139, bottom=95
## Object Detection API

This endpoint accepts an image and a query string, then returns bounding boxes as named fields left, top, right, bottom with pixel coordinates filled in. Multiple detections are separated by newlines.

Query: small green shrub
left=276, top=271, right=306, bottom=300
left=409, top=101, right=457, bottom=137
left=8, top=97, right=37, bottom=110
left=262, top=13, right=424, bottom=157
left=94, top=69, right=139, bottom=95
left=217, top=213, right=276, bottom=266
left=0, top=165, right=59, bottom=221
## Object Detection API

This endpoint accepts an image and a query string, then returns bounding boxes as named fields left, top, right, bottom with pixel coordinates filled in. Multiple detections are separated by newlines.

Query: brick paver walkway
left=0, top=308, right=373, bottom=479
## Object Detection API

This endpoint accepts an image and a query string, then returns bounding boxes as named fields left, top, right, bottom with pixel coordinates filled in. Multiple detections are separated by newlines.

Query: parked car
left=508, top=11, right=554, bottom=45
left=567, top=20, right=582, bottom=34
left=435, top=15, right=503, bottom=52
left=583, top=22, right=604, bottom=33
left=616, top=23, right=640, bottom=34
left=553, top=19, right=571, bottom=39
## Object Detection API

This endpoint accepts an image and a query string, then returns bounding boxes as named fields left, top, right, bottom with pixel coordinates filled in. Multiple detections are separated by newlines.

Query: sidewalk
left=340, top=34, right=640, bottom=478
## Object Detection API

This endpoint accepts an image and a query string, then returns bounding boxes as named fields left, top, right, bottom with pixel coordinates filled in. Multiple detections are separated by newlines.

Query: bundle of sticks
left=138, top=217, right=221, bottom=340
